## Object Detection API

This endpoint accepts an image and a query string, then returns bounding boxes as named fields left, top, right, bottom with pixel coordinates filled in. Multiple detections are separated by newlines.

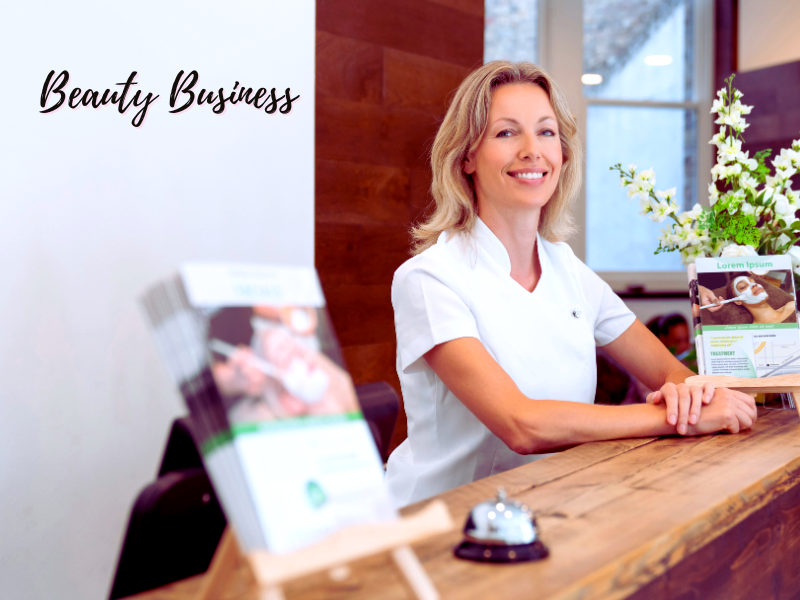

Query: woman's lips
left=509, top=171, right=547, bottom=185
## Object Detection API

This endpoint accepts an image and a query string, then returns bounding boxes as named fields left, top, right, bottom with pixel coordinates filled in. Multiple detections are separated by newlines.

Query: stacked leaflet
left=140, top=263, right=396, bottom=554
left=690, top=255, right=800, bottom=378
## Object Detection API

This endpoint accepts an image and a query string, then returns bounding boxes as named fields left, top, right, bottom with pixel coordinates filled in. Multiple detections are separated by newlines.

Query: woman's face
left=464, top=82, right=563, bottom=216
left=734, top=276, right=768, bottom=306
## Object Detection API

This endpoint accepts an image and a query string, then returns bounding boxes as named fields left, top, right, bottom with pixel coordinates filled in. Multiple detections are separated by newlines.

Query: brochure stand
left=686, top=373, right=800, bottom=418
left=195, top=499, right=454, bottom=600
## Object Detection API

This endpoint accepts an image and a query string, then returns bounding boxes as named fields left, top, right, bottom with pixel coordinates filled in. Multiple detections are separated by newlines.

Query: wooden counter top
left=129, top=409, right=800, bottom=600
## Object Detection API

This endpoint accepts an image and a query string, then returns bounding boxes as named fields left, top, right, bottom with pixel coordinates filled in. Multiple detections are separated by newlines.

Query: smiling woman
left=385, top=61, right=759, bottom=508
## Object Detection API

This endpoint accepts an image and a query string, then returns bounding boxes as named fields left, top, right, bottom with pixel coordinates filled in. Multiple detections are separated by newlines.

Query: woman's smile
left=508, top=168, right=548, bottom=185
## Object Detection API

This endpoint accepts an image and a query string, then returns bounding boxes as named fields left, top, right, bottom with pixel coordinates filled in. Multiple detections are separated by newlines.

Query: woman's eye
left=496, top=129, right=514, bottom=138
left=540, top=128, right=556, bottom=137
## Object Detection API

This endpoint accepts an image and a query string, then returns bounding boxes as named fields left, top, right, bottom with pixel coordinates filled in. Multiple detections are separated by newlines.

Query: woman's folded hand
left=648, top=384, right=756, bottom=435
left=647, top=382, right=715, bottom=435
left=685, top=388, right=758, bottom=435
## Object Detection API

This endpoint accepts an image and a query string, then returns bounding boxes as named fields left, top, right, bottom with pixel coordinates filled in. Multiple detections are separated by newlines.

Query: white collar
left=473, top=217, right=513, bottom=274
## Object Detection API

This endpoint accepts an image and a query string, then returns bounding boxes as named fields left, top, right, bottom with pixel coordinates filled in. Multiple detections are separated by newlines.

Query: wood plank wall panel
left=733, top=61, right=800, bottom=160
left=715, top=0, right=800, bottom=174
left=315, top=0, right=483, bottom=452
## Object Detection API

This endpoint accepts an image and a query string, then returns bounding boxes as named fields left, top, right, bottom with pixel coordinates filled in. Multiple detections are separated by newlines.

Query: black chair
left=355, top=381, right=400, bottom=462
left=107, top=467, right=226, bottom=599
left=108, top=381, right=399, bottom=598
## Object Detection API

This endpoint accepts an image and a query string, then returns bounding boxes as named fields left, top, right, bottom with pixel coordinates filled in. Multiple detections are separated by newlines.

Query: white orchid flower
left=639, top=196, right=653, bottom=216
left=626, top=182, right=641, bottom=199
left=677, top=203, right=703, bottom=225
left=732, top=100, right=752, bottom=115
left=658, top=227, right=677, bottom=250
left=718, top=139, right=742, bottom=163
left=680, top=244, right=706, bottom=265
left=710, top=98, right=724, bottom=114
left=708, top=126, right=727, bottom=147
left=773, top=150, right=793, bottom=170
left=708, top=182, right=720, bottom=205
left=710, top=163, right=726, bottom=182
left=717, top=111, right=749, bottom=132
left=739, top=173, right=758, bottom=194
left=721, top=244, right=758, bottom=257
left=774, top=194, right=791, bottom=215
left=655, top=187, right=677, bottom=201
left=724, top=163, right=742, bottom=178
left=649, top=198, right=677, bottom=223
left=628, top=164, right=637, bottom=174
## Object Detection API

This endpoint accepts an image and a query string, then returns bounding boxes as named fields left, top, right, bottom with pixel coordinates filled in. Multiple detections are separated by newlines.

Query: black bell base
left=453, top=540, right=549, bottom=563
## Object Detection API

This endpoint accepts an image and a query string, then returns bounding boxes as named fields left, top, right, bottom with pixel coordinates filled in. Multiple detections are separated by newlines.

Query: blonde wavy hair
left=411, top=61, right=582, bottom=255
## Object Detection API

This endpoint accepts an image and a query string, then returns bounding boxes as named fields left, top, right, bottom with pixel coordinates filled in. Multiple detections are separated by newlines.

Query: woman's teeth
left=513, top=172, right=544, bottom=179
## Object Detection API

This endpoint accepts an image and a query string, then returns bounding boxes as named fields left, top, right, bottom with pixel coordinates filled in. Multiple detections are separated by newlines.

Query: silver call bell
left=454, top=488, right=549, bottom=563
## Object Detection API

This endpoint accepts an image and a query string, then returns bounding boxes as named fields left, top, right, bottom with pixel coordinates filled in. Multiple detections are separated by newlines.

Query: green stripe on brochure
left=231, top=411, right=364, bottom=437
left=200, top=431, right=233, bottom=457
left=701, top=323, right=799, bottom=332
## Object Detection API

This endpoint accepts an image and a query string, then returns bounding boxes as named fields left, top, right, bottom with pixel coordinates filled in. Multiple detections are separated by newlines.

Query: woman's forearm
left=507, top=399, right=675, bottom=454
left=663, top=363, right=697, bottom=387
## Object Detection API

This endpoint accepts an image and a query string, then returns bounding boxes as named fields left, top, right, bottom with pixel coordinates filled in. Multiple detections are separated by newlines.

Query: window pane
left=485, top=0, right=538, bottom=63
left=586, top=105, right=696, bottom=272
left=583, top=0, right=692, bottom=101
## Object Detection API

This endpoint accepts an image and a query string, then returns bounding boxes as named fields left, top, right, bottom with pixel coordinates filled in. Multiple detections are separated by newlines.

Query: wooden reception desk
left=129, top=408, right=800, bottom=600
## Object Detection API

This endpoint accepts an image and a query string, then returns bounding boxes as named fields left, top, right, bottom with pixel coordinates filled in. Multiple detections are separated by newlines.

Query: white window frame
left=537, top=0, right=715, bottom=292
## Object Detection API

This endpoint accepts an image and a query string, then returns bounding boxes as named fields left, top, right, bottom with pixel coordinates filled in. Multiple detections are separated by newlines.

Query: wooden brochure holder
left=195, top=499, right=454, bottom=600
left=686, top=373, right=800, bottom=418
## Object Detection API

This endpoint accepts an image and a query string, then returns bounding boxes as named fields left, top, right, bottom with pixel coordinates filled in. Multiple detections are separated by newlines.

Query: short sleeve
left=572, top=257, right=636, bottom=346
left=392, top=260, right=480, bottom=374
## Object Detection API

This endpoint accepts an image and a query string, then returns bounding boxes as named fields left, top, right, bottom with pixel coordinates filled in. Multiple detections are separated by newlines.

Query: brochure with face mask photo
left=140, top=263, right=396, bottom=555
left=692, top=255, right=800, bottom=377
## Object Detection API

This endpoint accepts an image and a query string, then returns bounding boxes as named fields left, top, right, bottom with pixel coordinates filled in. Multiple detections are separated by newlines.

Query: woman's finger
left=689, top=386, right=703, bottom=425
left=702, top=382, right=715, bottom=404
left=647, top=390, right=662, bottom=404
left=662, top=385, right=678, bottom=426
left=676, top=384, right=691, bottom=435
left=732, top=403, right=753, bottom=431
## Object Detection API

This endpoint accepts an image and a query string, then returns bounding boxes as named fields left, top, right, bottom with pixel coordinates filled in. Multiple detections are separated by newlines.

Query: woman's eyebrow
left=491, top=116, right=557, bottom=127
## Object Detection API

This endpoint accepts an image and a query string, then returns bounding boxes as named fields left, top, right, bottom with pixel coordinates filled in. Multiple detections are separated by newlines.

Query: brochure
left=141, top=263, right=396, bottom=554
left=693, top=255, right=800, bottom=377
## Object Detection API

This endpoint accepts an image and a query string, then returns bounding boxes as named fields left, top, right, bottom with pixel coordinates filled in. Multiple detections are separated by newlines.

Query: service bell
left=453, top=488, right=549, bottom=563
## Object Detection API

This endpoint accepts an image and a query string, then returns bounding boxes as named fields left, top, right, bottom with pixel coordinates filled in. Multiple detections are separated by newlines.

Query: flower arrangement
left=611, top=75, right=800, bottom=275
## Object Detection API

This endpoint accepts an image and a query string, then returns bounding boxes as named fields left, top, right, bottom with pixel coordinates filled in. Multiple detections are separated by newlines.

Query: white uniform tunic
left=385, top=218, right=635, bottom=507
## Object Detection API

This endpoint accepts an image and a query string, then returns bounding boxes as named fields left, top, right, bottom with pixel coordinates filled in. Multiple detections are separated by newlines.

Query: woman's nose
left=518, top=132, right=541, bottom=160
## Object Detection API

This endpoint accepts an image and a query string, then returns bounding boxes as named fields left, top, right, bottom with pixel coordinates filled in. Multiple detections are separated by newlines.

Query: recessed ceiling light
left=581, top=74, right=603, bottom=85
left=645, top=55, right=673, bottom=66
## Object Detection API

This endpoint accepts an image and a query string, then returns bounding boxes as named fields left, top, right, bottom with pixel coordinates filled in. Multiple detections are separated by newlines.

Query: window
left=485, top=0, right=714, bottom=290
left=485, top=0, right=538, bottom=63
left=584, top=0, right=696, bottom=274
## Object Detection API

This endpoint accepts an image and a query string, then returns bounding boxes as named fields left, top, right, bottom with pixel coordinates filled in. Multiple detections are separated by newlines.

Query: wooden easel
left=686, top=373, right=800, bottom=418
left=195, top=499, right=454, bottom=600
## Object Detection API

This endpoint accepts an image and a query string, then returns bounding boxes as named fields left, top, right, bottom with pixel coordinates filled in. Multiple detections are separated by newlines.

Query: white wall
left=0, top=2, right=315, bottom=599
left=739, top=0, right=800, bottom=72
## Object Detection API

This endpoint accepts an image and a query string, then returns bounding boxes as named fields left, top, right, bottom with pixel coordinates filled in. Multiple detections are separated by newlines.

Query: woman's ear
left=463, top=152, right=475, bottom=175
